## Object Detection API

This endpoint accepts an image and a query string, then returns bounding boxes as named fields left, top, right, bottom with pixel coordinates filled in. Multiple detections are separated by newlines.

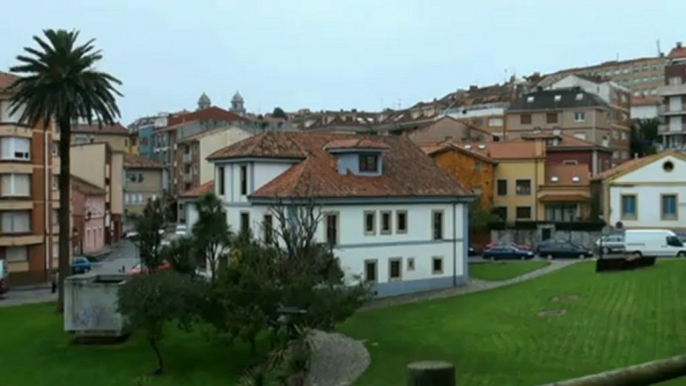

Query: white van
left=624, top=229, right=686, bottom=257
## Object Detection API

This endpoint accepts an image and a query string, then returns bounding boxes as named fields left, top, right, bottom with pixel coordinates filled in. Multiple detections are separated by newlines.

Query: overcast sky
left=1, top=0, right=684, bottom=123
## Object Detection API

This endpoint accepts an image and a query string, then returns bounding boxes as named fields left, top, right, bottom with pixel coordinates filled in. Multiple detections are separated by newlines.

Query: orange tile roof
left=324, top=138, right=390, bottom=150
left=180, top=181, right=214, bottom=198
left=668, top=45, right=686, bottom=59
left=591, top=153, right=662, bottom=181
left=123, top=153, right=163, bottom=169
left=210, top=132, right=471, bottom=199
left=0, top=72, right=18, bottom=90
left=545, top=164, right=590, bottom=186
left=469, top=140, right=543, bottom=160
left=72, top=122, right=128, bottom=134
left=420, top=142, right=496, bottom=164
left=631, top=96, right=660, bottom=106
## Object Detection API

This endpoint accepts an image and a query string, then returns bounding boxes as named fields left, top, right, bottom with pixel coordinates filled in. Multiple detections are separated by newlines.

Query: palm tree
left=8, top=30, right=122, bottom=311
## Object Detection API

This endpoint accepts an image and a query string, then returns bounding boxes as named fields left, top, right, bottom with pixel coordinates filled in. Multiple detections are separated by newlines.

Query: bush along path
left=363, top=259, right=583, bottom=312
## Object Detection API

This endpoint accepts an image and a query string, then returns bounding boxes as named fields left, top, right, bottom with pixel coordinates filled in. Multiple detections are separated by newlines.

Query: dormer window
left=359, top=154, right=378, bottom=172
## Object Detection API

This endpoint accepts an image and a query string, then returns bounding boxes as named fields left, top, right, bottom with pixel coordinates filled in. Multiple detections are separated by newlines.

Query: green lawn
left=340, top=261, right=686, bottom=386
left=0, top=303, right=259, bottom=386
left=469, top=261, right=550, bottom=281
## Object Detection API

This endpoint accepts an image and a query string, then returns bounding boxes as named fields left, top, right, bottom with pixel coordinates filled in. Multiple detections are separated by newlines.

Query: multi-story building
left=631, top=96, right=660, bottom=120
left=175, top=126, right=251, bottom=196
left=186, top=132, right=473, bottom=297
left=70, top=143, right=124, bottom=244
left=540, top=55, right=667, bottom=97
left=657, top=42, right=686, bottom=152
left=520, top=133, right=613, bottom=176
left=151, top=104, right=246, bottom=193
left=129, top=113, right=179, bottom=160
left=123, top=153, right=164, bottom=220
left=403, top=116, right=495, bottom=144
left=506, top=87, right=631, bottom=163
left=71, top=175, right=106, bottom=255
left=71, top=122, right=132, bottom=153
left=0, top=72, right=60, bottom=285
left=420, top=142, right=497, bottom=209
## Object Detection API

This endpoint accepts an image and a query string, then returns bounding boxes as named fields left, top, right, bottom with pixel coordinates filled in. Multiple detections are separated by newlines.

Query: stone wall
left=490, top=228, right=601, bottom=250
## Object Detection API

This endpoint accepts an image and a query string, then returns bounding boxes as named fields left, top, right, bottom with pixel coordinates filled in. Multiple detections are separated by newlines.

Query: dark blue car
left=71, top=256, right=92, bottom=274
left=483, top=245, right=535, bottom=260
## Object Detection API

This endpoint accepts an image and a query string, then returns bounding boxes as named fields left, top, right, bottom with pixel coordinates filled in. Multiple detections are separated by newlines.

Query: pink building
left=71, top=176, right=106, bottom=255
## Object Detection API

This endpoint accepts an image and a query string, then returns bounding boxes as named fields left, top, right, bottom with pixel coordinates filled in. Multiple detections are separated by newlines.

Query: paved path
left=0, top=240, right=137, bottom=308
left=362, top=259, right=583, bottom=311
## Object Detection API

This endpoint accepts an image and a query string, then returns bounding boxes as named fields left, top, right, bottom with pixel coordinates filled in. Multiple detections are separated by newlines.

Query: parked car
left=71, top=256, right=92, bottom=274
left=483, top=245, right=534, bottom=260
left=126, top=261, right=172, bottom=275
left=537, top=240, right=593, bottom=259
left=624, top=229, right=686, bottom=257
left=595, top=234, right=625, bottom=255
left=485, top=241, right=531, bottom=251
left=0, top=259, right=9, bottom=294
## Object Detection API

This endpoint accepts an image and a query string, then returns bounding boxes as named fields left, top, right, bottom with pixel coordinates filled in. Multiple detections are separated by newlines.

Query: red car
left=485, top=241, right=531, bottom=251
left=126, top=261, right=172, bottom=275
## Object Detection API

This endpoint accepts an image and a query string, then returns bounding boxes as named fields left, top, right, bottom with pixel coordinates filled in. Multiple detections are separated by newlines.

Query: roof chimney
left=469, top=85, right=478, bottom=92
left=678, top=42, right=683, bottom=48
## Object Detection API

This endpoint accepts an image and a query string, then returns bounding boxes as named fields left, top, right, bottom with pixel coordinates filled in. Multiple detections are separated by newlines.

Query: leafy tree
left=469, top=197, right=501, bottom=229
left=271, top=107, right=288, bottom=120
left=118, top=272, right=195, bottom=375
left=9, top=29, right=121, bottom=311
left=131, top=198, right=167, bottom=273
left=192, top=193, right=232, bottom=282
left=630, top=118, right=660, bottom=157
left=161, top=236, right=199, bottom=278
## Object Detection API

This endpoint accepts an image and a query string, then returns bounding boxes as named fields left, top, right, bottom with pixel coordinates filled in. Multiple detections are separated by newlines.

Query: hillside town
left=3, top=18, right=686, bottom=386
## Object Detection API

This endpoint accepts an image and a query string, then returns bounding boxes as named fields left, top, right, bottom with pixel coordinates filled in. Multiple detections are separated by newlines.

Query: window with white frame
left=52, top=209, right=58, bottom=228
left=574, top=112, right=586, bottom=122
left=0, top=137, right=30, bottom=161
left=1, top=174, right=30, bottom=197
left=53, top=242, right=59, bottom=259
left=6, top=246, right=28, bottom=262
left=1, top=211, right=30, bottom=233
left=52, top=176, right=58, bottom=191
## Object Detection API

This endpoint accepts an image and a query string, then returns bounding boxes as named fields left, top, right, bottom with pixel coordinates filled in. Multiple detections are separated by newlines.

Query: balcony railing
left=183, top=174, right=192, bottom=183
left=659, top=124, right=686, bottom=134
left=183, top=153, right=192, bottom=163
left=658, top=83, right=686, bottom=96
left=659, top=104, right=686, bottom=115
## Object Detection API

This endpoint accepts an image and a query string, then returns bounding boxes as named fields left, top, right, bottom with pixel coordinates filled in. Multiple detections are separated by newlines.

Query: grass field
left=340, top=261, right=686, bottom=386
left=469, top=261, right=550, bottom=281
left=0, top=303, right=259, bottom=386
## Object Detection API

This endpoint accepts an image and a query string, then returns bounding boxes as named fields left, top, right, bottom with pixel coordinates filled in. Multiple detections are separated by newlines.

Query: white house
left=184, top=132, right=474, bottom=297
left=594, top=151, right=686, bottom=230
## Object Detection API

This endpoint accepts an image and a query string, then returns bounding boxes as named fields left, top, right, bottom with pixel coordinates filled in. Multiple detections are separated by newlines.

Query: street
left=0, top=239, right=139, bottom=308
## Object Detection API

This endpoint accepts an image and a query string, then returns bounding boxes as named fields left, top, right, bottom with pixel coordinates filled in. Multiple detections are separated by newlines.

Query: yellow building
left=471, top=141, right=546, bottom=222
left=537, top=164, right=592, bottom=221
left=71, top=123, right=133, bottom=153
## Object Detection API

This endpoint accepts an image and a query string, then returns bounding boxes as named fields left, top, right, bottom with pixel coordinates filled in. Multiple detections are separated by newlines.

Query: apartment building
left=194, top=132, right=473, bottom=297
left=506, top=87, right=631, bottom=163
left=71, top=122, right=132, bottom=153
left=0, top=72, right=59, bottom=285
left=175, top=126, right=251, bottom=196
left=541, top=56, right=667, bottom=97
left=403, top=116, right=495, bottom=144
left=123, top=153, right=164, bottom=218
left=71, top=175, right=106, bottom=255
left=70, top=143, right=123, bottom=244
left=151, top=106, right=245, bottom=193
left=657, top=42, right=686, bottom=152
left=520, top=133, right=613, bottom=176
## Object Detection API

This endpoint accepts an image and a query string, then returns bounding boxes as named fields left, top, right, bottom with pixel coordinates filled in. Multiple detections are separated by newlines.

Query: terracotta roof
left=156, top=107, right=245, bottom=133
left=0, top=72, right=18, bottom=90
left=71, top=175, right=105, bottom=195
left=631, top=96, right=660, bottom=106
left=324, top=138, right=390, bottom=150
left=123, top=153, right=163, bottom=169
left=420, top=141, right=497, bottom=164
left=545, top=164, right=590, bottom=186
left=468, top=140, right=544, bottom=160
left=72, top=122, right=128, bottom=134
left=210, top=132, right=471, bottom=199
left=178, top=126, right=241, bottom=143
left=180, top=181, right=214, bottom=198
left=668, top=44, right=686, bottom=59
left=520, top=134, right=611, bottom=152
left=590, top=151, right=685, bottom=181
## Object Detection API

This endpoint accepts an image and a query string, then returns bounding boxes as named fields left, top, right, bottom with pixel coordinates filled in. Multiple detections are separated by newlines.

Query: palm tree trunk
left=56, top=119, right=71, bottom=313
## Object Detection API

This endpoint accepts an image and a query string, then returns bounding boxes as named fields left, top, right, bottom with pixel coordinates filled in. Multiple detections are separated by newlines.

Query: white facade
left=547, top=74, right=629, bottom=107
left=630, top=104, right=659, bottom=120
left=606, top=154, right=686, bottom=229
left=197, top=127, right=251, bottom=184
left=193, top=158, right=470, bottom=297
